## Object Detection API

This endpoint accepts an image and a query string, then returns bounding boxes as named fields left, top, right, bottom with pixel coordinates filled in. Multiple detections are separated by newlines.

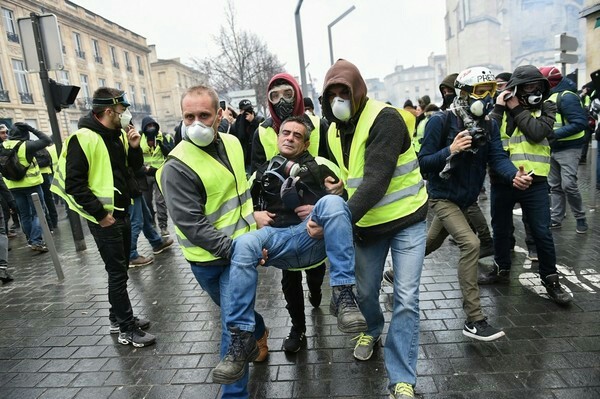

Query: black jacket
left=64, top=112, right=143, bottom=221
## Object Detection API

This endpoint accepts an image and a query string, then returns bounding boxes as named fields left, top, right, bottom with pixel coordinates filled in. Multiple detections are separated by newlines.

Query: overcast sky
left=73, top=0, right=446, bottom=91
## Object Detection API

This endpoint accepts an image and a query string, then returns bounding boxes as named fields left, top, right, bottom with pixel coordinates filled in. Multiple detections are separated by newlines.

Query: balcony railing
left=19, top=92, right=33, bottom=104
left=75, top=50, right=86, bottom=59
left=94, top=56, right=103, bottom=64
left=112, top=62, right=119, bottom=69
left=7, top=31, right=19, bottom=43
left=0, top=90, right=9, bottom=102
left=130, top=103, right=151, bottom=114
left=77, top=97, right=93, bottom=110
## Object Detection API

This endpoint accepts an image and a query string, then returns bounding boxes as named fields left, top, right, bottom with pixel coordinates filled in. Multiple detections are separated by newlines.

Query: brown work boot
left=254, top=327, right=269, bottom=362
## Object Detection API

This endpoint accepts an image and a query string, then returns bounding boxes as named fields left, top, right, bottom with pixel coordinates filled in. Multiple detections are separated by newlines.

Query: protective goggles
left=92, top=92, right=131, bottom=107
left=470, top=83, right=497, bottom=99
left=268, top=84, right=295, bottom=104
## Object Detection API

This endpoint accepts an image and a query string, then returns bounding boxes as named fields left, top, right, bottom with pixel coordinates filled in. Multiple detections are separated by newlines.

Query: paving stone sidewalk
left=0, top=165, right=599, bottom=399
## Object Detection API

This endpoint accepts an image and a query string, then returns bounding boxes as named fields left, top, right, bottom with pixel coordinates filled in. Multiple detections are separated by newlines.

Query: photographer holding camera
left=419, top=67, right=532, bottom=341
left=232, top=99, right=261, bottom=170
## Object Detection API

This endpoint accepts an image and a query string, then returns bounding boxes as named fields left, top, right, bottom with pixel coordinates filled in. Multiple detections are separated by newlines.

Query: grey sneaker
left=576, top=219, right=588, bottom=234
left=212, top=327, right=258, bottom=384
left=109, top=317, right=150, bottom=334
left=30, top=243, right=49, bottom=253
left=330, top=285, right=367, bottom=333
left=160, top=228, right=170, bottom=237
left=542, top=274, right=573, bottom=305
left=352, top=333, right=380, bottom=361
left=118, top=327, right=156, bottom=347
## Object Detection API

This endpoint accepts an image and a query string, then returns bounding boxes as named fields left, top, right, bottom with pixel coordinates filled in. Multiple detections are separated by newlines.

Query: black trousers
left=41, top=173, right=58, bottom=228
left=281, top=263, right=326, bottom=332
left=87, top=217, right=135, bottom=332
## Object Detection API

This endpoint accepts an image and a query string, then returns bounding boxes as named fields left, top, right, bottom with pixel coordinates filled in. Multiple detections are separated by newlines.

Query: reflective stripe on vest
left=50, top=128, right=122, bottom=223
left=548, top=91, right=585, bottom=142
left=500, top=109, right=551, bottom=176
left=157, top=134, right=255, bottom=262
left=327, top=99, right=428, bottom=227
left=140, top=132, right=166, bottom=168
left=2, top=140, right=43, bottom=189
left=259, top=119, right=321, bottom=162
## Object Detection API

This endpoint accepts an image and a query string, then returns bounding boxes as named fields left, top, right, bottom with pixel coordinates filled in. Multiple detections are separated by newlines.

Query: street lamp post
left=328, top=6, right=356, bottom=66
left=295, top=0, right=308, bottom=96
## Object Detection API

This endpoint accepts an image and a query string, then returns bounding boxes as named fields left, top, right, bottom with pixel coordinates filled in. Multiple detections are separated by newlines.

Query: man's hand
left=450, top=130, right=472, bottom=154
left=513, top=165, right=533, bottom=190
left=253, top=210, right=275, bottom=229
left=324, top=176, right=343, bottom=195
left=258, top=248, right=268, bottom=266
left=497, top=90, right=520, bottom=110
left=126, top=125, right=141, bottom=148
left=306, top=217, right=324, bottom=239
left=98, top=213, right=116, bottom=227
left=294, top=204, right=314, bottom=220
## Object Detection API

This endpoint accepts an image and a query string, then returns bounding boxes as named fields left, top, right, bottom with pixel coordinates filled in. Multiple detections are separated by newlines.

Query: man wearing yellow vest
left=322, top=59, right=429, bottom=399
left=1, top=122, right=52, bottom=252
left=157, top=85, right=268, bottom=399
left=479, top=65, right=572, bottom=305
left=250, top=73, right=330, bottom=172
left=51, top=87, right=155, bottom=347
left=139, top=116, right=173, bottom=237
left=539, top=66, right=589, bottom=233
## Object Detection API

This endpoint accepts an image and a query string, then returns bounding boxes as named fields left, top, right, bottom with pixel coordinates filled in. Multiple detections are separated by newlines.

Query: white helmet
left=454, top=67, right=497, bottom=98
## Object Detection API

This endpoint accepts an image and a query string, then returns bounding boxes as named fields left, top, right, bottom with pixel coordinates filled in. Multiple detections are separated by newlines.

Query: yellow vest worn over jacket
left=548, top=91, right=585, bottom=142
left=51, top=128, right=128, bottom=223
left=258, top=116, right=321, bottom=161
left=2, top=140, right=43, bottom=189
left=140, top=132, right=167, bottom=168
left=157, top=134, right=256, bottom=263
left=500, top=109, right=551, bottom=176
left=328, top=99, right=428, bottom=228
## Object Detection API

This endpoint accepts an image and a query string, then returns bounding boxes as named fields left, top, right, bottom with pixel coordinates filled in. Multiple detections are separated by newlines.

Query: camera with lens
left=465, top=126, right=488, bottom=148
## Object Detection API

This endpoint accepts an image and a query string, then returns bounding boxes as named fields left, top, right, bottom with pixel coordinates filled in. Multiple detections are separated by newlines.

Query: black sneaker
left=479, top=241, right=494, bottom=259
left=118, top=327, right=156, bottom=347
left=382, top=269, right=394, bottom=286
left=109, top=317, right=150, bottom=334
left=462, top=319, right=505, bottom=341
left=478, top=264, right=510, bottom=285
left=308, top=289, right=322, bottom=308
left=550, top=220, right=562, bottom=229
left=283, top=328, right=305, bottom=353
left=330, top=285, right=367, bottom=333
left=212, top=327, right=258, bottom=384
left=527, top=248, right=538, bottom=262
left=0, top=268, right=13, bottom=283
left=542, top=274, right=572, bottom=305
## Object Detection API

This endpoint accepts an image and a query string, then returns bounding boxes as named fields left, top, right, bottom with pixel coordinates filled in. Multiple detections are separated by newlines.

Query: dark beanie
left=495, top=72, right=512, bottom=82
left=403, top=99, right=415, bottom=108
left=440, top=73, right=458, bottom=90
left=303, top=97, right=314, bottom=109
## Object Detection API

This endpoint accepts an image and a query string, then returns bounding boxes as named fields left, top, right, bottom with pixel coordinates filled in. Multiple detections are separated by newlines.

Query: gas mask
left=183, top=120, right=215, bottom=147
left=273, top=99, right=294, bottom=120
left=145, top=125, right=158, bottom=137
left=261, top=155, right=303, bottom=209
left=467, top=95, right=494, bottom=118
left=518, top=89, right=543, bottom=108
left=331, top=97, right=352, bottom=121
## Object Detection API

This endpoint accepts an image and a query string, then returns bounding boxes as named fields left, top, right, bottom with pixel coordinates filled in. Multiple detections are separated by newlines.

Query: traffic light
left=49, top=79, right=80, bottom=112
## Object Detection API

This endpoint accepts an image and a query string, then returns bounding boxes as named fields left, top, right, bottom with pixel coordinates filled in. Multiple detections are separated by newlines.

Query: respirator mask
left=183, top=120, right=215, bottom=147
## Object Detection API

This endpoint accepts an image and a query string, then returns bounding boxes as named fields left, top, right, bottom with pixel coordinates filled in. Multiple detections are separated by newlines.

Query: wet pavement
left=0, top=164, right=599, bottom=399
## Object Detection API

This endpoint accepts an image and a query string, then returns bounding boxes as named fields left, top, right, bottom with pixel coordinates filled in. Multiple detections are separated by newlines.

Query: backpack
left=0, top=141, right=30, bottom=181
left=35, top=148, right=52, bottom=169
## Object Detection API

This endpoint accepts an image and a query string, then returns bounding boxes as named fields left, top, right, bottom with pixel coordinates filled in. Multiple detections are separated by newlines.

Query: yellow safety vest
left=548, top=91, right=585, bottom=142
left=140, top=132, right=166, bottom=168
left=413, top=114, right=433, bottom=154
left=328, top=99, right=428, bottom=227
left=2, top=140, right=43, bottom=189
left=157, top=134, right=256, bottom=263
left=258, top=116, right=321, bottom=161
left=500, top=109, right=551, bottom=176
left=51, top=128, right=128, bottom=223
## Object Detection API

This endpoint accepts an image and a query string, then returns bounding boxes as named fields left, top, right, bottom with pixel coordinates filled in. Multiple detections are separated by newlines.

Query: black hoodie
left=64, top=111, right=143, bottom=221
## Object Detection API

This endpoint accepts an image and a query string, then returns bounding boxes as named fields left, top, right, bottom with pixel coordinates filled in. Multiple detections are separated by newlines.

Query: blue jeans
left=227, top=195, right=355, bottom=332
left=190, top=264, right=265, bottom=399
left=11, top=185, right=44, bottom=245
left=129, top=196, right=163, bottom=259
left=355, top=220, right=425, bottom=387
left=491, top=181, right=557, bottom=279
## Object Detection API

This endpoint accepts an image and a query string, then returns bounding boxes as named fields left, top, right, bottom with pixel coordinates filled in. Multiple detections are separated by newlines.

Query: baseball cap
left=303, top=97, right=314, bottom=109
left=239, top=99, right=253, bottom=111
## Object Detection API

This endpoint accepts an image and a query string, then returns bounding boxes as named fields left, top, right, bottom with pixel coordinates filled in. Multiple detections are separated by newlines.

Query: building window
left=92, top=39, right=102, bottom=64
left=13, top=59, right=32, bottom=104
left=136, top=55, right=144, bottom=75
left=129, top=85, right=136, bottom=106
left=73, top=32, right=85, bottom=59
left=80, top=74, right=90, bottom=99
left=2, top=8, right=19, bottom=43
left=110, top=46, right=119, bottom=68
left=596, top=17, right=600, bottom=29
left=142, top=88, right=147, bottom=105
left=98, top=78, right=106, bottom=88
left=124, top=51, right=132, bottom=72
left=57, top=70, right=70, bottom=85
left=0, top=69, right=9, bottom=102
left=115, top=82, right=122, bottom=90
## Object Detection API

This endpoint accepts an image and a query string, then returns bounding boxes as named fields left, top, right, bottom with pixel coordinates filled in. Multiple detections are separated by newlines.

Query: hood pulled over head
left=321, top=59, right=368, bottom=124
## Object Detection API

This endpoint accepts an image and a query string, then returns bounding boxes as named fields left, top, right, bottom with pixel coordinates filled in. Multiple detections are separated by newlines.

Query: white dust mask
left=331, top=97, right=351, bottom=122
left=184, top=121, right=215, bottom=147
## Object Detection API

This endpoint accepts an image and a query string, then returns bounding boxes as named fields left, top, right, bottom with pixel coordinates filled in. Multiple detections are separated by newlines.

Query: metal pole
left=327, top=6, right=356, bottom=66
left=30, top=12, right=86, bottom=251
left=32, top=192, right=64, bottom=281
left=591, top=133, right=597, bottom=208
left=294, top=0, right=308, bottom=97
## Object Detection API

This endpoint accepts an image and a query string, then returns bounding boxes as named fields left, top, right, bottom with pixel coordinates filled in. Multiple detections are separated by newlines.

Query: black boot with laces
left=212, top=327, right=258, bottom=384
